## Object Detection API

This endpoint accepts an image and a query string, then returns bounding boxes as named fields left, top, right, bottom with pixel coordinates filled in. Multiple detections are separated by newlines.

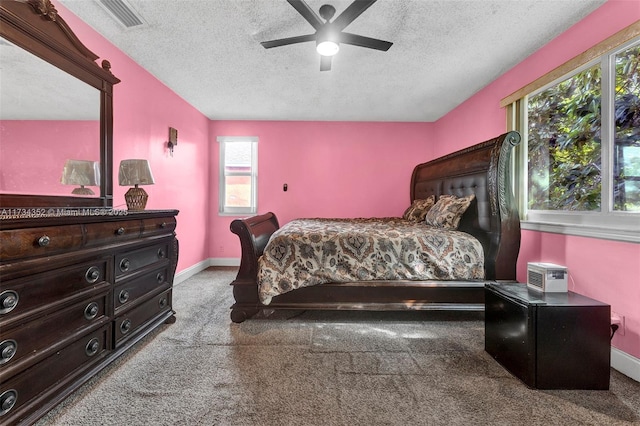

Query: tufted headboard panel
left=409, top=132, right=521, bottom=280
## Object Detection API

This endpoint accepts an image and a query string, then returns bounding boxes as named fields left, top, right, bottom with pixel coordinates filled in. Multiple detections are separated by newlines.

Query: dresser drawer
left=0, top=326, right=109, bottom=424
left=141, top=216, right=176, bottom=237
left=115, top=242, right=170, bottom=279
left=114, top=289, right=172, bottom=348
left=0, top=225, right=84, bottom=261
left=0, top=292, right=109, bottom=380
left=0, top=259, right=110, bottom=328
left=0, top=210, right=178, bottom=424
left=84, top=220, right=142, bottom=247
left=114, top=267, right=170, bottom=315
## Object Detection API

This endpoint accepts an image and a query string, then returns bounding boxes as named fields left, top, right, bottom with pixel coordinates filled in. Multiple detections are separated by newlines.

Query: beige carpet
left=37, top=267, right=640, bottom=425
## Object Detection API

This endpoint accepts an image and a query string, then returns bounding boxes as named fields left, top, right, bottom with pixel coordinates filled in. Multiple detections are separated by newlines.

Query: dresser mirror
left=0, top=36, right=101, bottom=198
left=0, top=0, right=120, bottom=209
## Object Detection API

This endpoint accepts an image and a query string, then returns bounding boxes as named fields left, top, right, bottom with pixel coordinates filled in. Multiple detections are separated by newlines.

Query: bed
left=229, top=131, right=521, bottom=322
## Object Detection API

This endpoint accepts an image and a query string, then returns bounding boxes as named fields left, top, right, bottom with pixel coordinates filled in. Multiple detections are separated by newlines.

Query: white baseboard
left=174, top=259, right=212, bottom=285
left=209, top=257, right=241, bottom=267
left=174, top=258, right=240, bottom=285
left=612, top=347, right=640, bottom=382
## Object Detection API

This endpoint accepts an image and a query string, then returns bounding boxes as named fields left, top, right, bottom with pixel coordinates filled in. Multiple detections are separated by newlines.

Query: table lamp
left=118, top=159, right=154, bottom=211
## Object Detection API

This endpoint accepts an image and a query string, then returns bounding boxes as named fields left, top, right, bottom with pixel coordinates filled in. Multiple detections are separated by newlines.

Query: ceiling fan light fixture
left=260, top=0, right=393, bottom=70
left=316, top=40, right=339, bottom=56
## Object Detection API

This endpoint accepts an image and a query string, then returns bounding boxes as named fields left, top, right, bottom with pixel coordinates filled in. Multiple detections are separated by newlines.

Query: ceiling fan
left=261, top=0, right=393, bottom=71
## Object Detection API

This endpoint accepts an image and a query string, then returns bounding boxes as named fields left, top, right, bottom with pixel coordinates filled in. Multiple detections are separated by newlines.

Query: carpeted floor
left=37, top=267, right=640, bottom=426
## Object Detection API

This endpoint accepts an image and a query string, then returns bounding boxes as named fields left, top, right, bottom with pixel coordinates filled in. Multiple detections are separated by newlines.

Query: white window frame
left=512, top=37, right=640, bottom=243
left=217, top=136, right=258, bottom=216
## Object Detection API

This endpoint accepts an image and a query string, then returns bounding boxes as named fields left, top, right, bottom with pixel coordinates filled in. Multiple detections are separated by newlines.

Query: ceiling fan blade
left=261, top=34, right=316, bottom=49
left=339, top=32, right=393, bottom=51
left=320, top=55, right=332, bottom=71
left=331, top=0, right=377, bottom=32
left=287, top=0, right=324, bottom=30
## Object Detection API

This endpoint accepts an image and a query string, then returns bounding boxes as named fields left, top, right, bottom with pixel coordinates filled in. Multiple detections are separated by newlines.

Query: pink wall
left=209, top=120, right=433, bottom=258
left=52, top=0, right=639, bottom=358
left=1, top=120, right=99, bottom=195
left=55, top=1, right=211, bottom=273
left=432, top=0, right=640, bottom=357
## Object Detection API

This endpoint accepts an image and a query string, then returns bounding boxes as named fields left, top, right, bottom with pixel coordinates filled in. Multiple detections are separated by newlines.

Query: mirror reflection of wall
left=0, top=36, right=100, bottom=197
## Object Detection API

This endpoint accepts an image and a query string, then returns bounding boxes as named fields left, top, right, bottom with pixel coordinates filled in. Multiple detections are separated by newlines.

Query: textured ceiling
left=22, top=1, right=610, bottom=121
left=0, top=38, right=99, bottom=120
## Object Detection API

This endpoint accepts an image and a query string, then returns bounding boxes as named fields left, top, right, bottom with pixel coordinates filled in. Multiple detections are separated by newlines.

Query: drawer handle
left=85, top=267, right=101, bottom=284
left=85, top=338, right=100, bottom=357
left=120, top=319, right=132, bottom=334
left=160, top=222, right=167, bottom=228
left=0, top=291, right=19, bottom=314
left=0, top=389, right=17, bottom=416
left=84, top=302, right=99, bottom=320
left=159, top=297, right=167, bottom=309
left=119, top=258, right=130, bottom=272
left=156, top=273, right=165, bottom=283
left=0, top=340, right=17, bottom=364
left=116, top=227, right=125, bottom=235
left=118, top=290, right=130, bottom=304
left=37, top=235, right=50, bottom=247
left=157, top=248, right=165, bottom=258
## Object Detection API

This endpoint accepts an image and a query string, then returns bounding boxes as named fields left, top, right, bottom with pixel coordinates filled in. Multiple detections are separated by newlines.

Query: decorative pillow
left=402, top=196, right=436, bottom=222
left=424, top=194, right=475, bottom=230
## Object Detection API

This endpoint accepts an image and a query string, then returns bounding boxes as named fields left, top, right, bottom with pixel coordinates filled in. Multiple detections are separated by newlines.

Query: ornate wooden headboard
left=410, top=131, right=521, bottom=280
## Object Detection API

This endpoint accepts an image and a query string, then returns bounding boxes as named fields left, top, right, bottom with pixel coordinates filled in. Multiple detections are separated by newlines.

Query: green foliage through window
left=526, top=41, right=640, bottom=212
left=614, top=43, right=640, bottom=211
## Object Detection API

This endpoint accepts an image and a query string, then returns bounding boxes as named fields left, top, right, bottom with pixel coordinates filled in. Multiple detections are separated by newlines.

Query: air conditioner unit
left=527, top=262, right=568, bottom=292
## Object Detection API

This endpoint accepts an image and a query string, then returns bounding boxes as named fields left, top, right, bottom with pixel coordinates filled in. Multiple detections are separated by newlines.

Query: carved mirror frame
left=0, top=0, right=120, bottom=208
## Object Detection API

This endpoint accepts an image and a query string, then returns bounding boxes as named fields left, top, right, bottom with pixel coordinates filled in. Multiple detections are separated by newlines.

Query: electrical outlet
left=611, top=312, right=625, bottom=336
left=219, top=245, right=225, bottom=254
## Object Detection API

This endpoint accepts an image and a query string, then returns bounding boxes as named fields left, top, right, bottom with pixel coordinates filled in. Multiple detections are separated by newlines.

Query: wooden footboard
left=229, top=212, right=279, bottom=322
left=229, top=132, right=521, bottom=322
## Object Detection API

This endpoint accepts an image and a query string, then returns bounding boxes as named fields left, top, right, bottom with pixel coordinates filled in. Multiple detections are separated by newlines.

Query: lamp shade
left=118, top=159, right=154, bottom=211
left=118, top=159, right=155, bottom=186
left=60, top=159, right=100, bottom=195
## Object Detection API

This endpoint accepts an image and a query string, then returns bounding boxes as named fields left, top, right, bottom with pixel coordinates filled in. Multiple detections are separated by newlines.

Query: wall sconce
left=118, top=159, right=155, bottom=211
left=60, top=159, right=100, bottom=195
left=168, top=127, right=178, bottom=156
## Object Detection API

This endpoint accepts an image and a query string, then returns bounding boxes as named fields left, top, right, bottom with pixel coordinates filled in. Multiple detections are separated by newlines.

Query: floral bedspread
left=257, top=218, right=484, bottom=305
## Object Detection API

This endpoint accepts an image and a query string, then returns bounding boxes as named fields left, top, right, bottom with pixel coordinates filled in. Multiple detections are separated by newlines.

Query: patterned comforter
left=257, top=218, right=485, bottom=305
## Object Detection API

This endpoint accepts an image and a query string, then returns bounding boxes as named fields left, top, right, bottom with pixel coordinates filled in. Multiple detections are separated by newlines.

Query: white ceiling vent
left=98, top=0, right=145, bottom=28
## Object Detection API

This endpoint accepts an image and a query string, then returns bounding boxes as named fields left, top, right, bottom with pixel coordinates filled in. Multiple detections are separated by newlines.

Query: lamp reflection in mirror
left=61, top=159, right=100, bottom=195
left=118, top=159, right=154, bottom=211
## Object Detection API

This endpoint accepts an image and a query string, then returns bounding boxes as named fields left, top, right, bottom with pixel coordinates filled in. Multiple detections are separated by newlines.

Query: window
left=218, top=136, right=258, bottom=215
left=526, top=62, right=603, bottom=212
left=509, top=36, right=639, bottom=241
left=614, top=42, right=640, bottom=212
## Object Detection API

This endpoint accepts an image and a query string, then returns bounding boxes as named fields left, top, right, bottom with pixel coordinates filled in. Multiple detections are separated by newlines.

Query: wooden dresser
left=0, top=209, right=178, bottom=425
